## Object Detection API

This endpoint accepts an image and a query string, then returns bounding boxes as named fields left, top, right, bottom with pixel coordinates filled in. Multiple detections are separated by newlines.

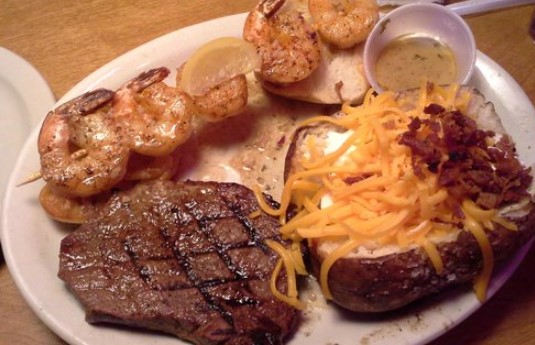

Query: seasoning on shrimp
left=243, top=0, right=321, bottom=84
left=37, top=67, right=196, bottom=199
left=122, top=153, right=179, bottom=182
left=38, top=183, right=114, bottom=224
left=308, top=0, right=379, bottom=49
left=113, top=67, right=195, bottom=157
left=38, top=89, right=130, bottom=198
left=176, top=63, right=249, bottom=122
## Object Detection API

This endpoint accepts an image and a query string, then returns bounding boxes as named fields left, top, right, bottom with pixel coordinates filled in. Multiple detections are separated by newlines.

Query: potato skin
left=284, top=120, right=345, bottom=182
left=309, top=210, right=535, bottom=313
left=285, top=86, right=535, bottom=312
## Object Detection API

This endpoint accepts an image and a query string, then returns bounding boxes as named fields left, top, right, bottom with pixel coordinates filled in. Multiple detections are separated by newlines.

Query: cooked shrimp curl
left=176, top=63, right=249, bottom=122
left=113, top=67, right=195, bottom=157
left=123, top=153, right=179, bottom=182
left=39, top=153, right=179, bottom=224
left=308, top=0, right=379, bottom=49
left=38, top=89, right=130, bottom=198
left=243, top=0, right=321, bottom=84
left=38, top=183, right=114, bottom=224
left=38, top=67, right=196, bottom=199
left=192, top=74, right=248, bottom=122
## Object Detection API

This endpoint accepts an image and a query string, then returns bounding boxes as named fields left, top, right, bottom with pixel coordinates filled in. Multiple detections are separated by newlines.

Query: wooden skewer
left=17, top=149, right=88, bottom=187
left=16, top=171, right=42, bottom=187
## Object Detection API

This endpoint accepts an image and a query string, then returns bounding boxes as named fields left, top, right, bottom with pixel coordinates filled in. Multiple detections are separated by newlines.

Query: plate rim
left=0, top=47, right=56, bottom=127
left=0, top=47, right=56, bottom=205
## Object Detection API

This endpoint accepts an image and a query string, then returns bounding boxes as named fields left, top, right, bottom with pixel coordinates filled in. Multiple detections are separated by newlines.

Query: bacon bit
left=383, top=119, right=396, bottom=130
left=335, top=81, right=344, bottom=103
left=276, top=135, right=286, bottom=150
left=426, top=82, right=435, bottom=95
left=399, top=115, right=442, bottom=177
left=452, top=202, right=465, bottom=220
left=344, top=173, right=372, bottom=185
left=424, top=103, right=445, bottom=115
left=400, top=106, right=532, bottom=210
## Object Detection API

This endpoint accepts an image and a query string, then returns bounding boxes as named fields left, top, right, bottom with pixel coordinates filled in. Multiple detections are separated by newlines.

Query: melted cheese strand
left=417, top=237, right=444, bottom=274
left=319, top=239, right=362, bottom=299
left=252, top=185, right=280, bottom=216
left=266, top=240, right=306, bottom=310
left=462, top=212, right=494, bottom=301
left=269, top=259, right=305, bottom=309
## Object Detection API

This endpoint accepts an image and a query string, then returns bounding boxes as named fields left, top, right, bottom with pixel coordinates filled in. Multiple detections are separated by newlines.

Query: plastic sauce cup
left=363, top=3, right=476, bottom=93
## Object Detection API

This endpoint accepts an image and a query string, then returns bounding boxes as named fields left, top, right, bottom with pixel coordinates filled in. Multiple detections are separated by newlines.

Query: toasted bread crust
left=260, top=44, right=369, bottom=105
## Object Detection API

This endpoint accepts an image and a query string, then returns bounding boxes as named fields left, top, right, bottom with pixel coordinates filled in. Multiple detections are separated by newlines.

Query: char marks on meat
left=399, top=104, right=532, bottom=210
left=58, top=180, right=298, bottom=345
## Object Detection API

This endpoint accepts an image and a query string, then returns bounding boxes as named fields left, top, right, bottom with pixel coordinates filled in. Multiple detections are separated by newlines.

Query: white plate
left=2, top=13, right=535, bottom=345
left=0, top=47, right=55, bottom=203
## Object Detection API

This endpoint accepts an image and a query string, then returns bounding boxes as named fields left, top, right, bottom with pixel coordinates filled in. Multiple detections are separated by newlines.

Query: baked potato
left=282, top=84, right=535, bottom=312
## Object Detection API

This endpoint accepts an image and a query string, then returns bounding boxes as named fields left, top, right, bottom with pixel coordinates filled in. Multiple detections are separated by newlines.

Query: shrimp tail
left=261, top=0, right=286, bottom=17
left=124, top=67, right=171, bottom=93
left=56, top=88, right=115, bottom=116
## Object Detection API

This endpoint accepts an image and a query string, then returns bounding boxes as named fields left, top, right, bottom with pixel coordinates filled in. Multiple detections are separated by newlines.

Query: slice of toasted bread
left=261, top=43, right=369, bottom=105
left=284, top=86, right=535, bottom=312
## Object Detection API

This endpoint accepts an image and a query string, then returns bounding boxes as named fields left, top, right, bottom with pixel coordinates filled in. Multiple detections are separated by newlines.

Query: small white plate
left=1, top=13, right=535, bottom=345
left=0, top=47, right=55, bottom=202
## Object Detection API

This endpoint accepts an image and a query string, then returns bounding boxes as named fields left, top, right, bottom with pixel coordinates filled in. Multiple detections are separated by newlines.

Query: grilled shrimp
left=176, top=63, right=248, bottom=122
left=123, top=153, right=179, bottom=182
left=39, top=183, right=113, bottom=224
left=38, top=89, right=130, bottom=198
left=243, top=0, right=321, bottom=84
left=113, top=67, right=195, bottom=156
left=308, top=0, right=379, bottom=49
left=39, top=153, right=178, bottom=224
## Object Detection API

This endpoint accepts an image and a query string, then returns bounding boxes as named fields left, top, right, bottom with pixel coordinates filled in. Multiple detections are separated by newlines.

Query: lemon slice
left=180, top=37, right=260, bottom=96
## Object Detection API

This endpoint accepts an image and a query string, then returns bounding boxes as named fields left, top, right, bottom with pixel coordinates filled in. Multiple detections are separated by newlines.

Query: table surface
left=1, top=1, right=535, bottom=345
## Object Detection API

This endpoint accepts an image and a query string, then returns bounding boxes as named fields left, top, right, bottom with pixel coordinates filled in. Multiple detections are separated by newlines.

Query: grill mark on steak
left=58, top=180, right=297, bottom=344
left=159, top=210, right=237, bottom=326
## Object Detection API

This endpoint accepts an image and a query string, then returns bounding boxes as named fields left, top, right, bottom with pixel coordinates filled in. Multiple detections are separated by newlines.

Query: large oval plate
left=2, top=13, right=535, bottom=345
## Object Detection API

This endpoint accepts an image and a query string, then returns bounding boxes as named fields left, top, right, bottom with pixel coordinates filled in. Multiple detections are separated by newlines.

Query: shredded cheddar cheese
left=257, top=83, right=519, bottom=308
left=265, top=239, right=306, bottom=309
left=248, top=209, right=262, bottom=219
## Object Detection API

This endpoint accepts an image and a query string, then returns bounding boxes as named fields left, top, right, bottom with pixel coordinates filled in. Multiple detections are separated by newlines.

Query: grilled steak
left=58, top=180, right=298, bottom=345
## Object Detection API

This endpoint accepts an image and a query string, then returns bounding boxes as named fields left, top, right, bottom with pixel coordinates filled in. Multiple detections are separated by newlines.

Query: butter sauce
left=375, top=34, right=457, bottom=91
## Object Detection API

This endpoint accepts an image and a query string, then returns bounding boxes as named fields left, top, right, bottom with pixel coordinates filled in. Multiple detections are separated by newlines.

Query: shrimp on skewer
left=176, top=63, right=248, bottom=122
left=308, top=0, right=379, bottom=49
left=113, top=67, right=195, bottom=157
left=192, top=74, right=248, bottom=121
left=123, top=153, right=179, bottom=182
left=38, top=89, right=130, bottom=198
left=243, top=0, right=321, bottom=84
left=38, top=183, right=114, bottom=224
left=36, top=67, right=196, bottom=222
left=39, top=153, right=179, bottom=224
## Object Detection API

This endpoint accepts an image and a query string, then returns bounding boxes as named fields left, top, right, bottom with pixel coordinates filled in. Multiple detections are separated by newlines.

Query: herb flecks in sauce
left=375, top=35, right=457, bottom=91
